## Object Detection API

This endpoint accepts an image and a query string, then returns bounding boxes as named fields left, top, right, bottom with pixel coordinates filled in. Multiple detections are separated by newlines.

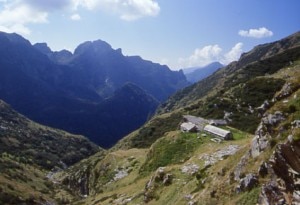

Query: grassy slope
left=59, top=57, right=300, bottom=205
left=2, top=33, right=300, bottom=205
left=113, top=33, right=300, bottom=151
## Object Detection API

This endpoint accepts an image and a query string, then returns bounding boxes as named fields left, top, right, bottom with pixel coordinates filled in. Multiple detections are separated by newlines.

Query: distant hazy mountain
left=34, top=42, right=73, bottom=64
left=183, top=62, right=223, bottom=83
left=0, top=31, right=188, bottom=147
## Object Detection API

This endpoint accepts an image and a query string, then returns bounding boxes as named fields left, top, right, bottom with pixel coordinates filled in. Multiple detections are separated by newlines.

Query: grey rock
left=234, top=151, right=251, bottom=181
left=292, top=120, right=300, bottom=128
left=275, top=83, right=293, bottom=100
left=251, top=134, right=270, bottom=158
left=237, top=173, right=258, bottom=192
left=199, top=145, right=240, bottom=167
left=181, top=164, right=199, bottom=175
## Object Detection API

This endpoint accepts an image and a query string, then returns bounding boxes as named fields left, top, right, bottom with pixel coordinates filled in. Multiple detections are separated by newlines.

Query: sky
left=0, top=0, right=299, bottom=70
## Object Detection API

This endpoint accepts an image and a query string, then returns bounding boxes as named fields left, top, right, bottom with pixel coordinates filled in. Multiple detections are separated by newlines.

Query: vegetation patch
left=236, top=187, right=260, bottom=205
left=140, top=132, right=205, bottom=174
left=129, top=112, right=183, bottom=148
left=232, top=77, right=285, bottom=107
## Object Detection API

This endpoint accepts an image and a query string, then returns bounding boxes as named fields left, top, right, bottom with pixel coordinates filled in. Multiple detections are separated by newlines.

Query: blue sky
left=0, top=0, right=299, bottom=70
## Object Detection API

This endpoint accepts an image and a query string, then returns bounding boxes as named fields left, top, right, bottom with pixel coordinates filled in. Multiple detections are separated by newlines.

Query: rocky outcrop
left=237, top=173, right=258, bottom=192
left=259, top=181, right=286, bottom=205
left=181, top=164, right=200, bottom=175
left=256, top=100, right=270, bottom=115
left=199, top=145, right=240, bottom=167
left=251, top=111, right=285, bottom=158
left=62, top=166, right=91, bottom=197
left=144, top=167, right=173, bottom=203
left=258, top=139, right=300, bottom=204
left=234, top=151, right=251, bottom=181
left=274, top=82, right=300, bottom=101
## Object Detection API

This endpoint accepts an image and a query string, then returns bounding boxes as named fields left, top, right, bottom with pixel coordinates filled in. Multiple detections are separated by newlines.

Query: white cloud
left=0, top=1, right=48, bottom=35
left=73, top=0, right=160, bottom=21
left=70, top=13, right=81, bottom=21
left=178, top=43, right=243, bottom=69
left=24, top=0, right=72, bottom=11
left=238, top=27, right=273, bottom=38
left=222, top=42, right=243, bottom=65
left=158, top=58, right=169, bottom=66
left=0, top=23, right=31, bottom=35
left=0, top=0, right=160, bottom=35
left=178, top=45, right=222, bottom=68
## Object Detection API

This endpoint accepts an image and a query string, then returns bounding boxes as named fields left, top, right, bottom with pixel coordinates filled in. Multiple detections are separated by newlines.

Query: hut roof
left=180, top=122, right=197, bottom=132
left=204, top=125, right=231, bottom=139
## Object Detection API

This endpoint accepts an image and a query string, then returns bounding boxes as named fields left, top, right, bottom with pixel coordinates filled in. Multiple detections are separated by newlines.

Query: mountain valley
left=0, top=31, right=300, bottom=205
left=0, top=32, right=188, bottom=147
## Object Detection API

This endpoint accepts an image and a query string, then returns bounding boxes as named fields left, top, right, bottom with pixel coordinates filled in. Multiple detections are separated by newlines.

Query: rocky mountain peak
left=33, top=42, right=52, bottom=55
left=74, top=39, right=113, bottom=56
left=0, top=31, right=31, bottom=46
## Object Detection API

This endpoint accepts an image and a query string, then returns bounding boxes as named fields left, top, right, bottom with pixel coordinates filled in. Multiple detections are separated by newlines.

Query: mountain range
left=0, top=32, right=188, bottom=147
left=0, top=31, right=300, bottom=205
